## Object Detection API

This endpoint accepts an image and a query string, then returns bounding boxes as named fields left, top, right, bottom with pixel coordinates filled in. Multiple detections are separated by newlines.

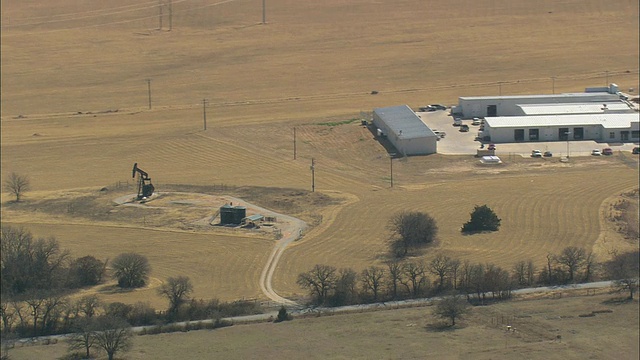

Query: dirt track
left=114, top=192, right=306, bottom=305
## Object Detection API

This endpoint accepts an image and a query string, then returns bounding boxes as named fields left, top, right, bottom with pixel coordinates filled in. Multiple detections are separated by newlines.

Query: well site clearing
left=1, top=0, right=639, bottom=357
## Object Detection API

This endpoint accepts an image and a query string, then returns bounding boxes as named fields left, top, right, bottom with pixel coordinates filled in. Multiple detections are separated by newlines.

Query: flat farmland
left=8, top=291, right=639, bottom=360
left=1, top=0, right=639, bottom=311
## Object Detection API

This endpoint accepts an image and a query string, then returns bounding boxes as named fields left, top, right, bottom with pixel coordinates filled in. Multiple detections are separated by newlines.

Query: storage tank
left=219, top=204, right=235, bottom=225
left=233, top=206, right=247, bottom=224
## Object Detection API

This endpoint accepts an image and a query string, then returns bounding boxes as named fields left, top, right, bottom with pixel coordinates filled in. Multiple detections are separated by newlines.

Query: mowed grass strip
left=274, top=167, right=639, bottom=297
left=3, top=222, right=271, bottom=307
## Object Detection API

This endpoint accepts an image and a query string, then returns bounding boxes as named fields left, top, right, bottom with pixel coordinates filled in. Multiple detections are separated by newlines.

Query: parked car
left=459, top=124, right=470, bottom=132
left=602, top=148, right=613, bottom=155
left=531, top=150, right=543, bottom=158
left=453, top=118, right=462, bottom=126
left=591, top=149, right=602, bottom=156
left=487, top=144, right=496, bottom=150
left=633, top=147, right=640, bottom=154
left=472, top=117, right=481, bottom=125
left=544, top=151, right=553, bottom=157
left=430, top=104, right=447, bottom=111
left=433, top=130, right=446, bottom=138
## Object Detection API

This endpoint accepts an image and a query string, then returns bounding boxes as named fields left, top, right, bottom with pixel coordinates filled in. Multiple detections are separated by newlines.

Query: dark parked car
left=602, top=148, right=613, bottom=155
left=633, top=147, right=640, bottom=154
left=487, top=144, right=496, bottom=150
left=459, top=124, right=470, bottom=132
left=544, top=151, right=553, bottom=157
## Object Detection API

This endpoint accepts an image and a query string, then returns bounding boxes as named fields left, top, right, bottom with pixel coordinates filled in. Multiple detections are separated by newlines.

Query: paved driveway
left=418, top=109, right=639, bottom=157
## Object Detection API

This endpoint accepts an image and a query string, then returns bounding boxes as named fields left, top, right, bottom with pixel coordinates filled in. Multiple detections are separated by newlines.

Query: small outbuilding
left=372, top=105, right=438, bottom=156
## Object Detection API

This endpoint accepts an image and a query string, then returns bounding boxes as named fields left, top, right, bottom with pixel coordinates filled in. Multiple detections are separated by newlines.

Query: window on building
left=528, top=129, right=539, bottom=141
left=632, top=130, right=639, bottom=139
left=610, top=132, right=616, bottom=139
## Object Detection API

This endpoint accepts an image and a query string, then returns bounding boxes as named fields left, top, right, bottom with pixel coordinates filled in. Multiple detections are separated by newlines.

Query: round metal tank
left=219, top=204, right=235, bottom=225
left=233, top=206, right=246, bottom=224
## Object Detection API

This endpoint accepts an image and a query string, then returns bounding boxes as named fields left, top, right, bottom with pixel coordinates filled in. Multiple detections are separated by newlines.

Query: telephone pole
left=168, top=0, right=173, bottom=31
left=293, top=127, right=297, bottom=160
left=158, top=0, right=163, bottom=30
left=202, top=99, right=208, bottom=130
left=310, top=158, right=315, bottom=192
left=146, top=79, right=152, bottom=109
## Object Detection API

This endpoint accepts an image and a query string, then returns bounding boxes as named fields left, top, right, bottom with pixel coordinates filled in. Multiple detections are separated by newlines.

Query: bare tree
left=157, top=276, right=193, bottom=318
left=513, top=260, right=527, bottom=286
left=297, top=264, right=337, bottom=305
left=450, top=259, right=461, bottom=290
left=385, top=260, right=403, bottom=300
left=557, top=247, right=586, bottom=283
left=111, top=253, right=150, bottom=288
left=331, top=268, right=358, bottom=306
left=433, top=292, right=469, bottom=326
left=77, top=295, right=101, bottom=319
left=67, top=317, right=98, bottom=359
left=428, top=254, right=453, bottom=292
left=361, top=267, right=385, bottom=302
left=3, top=172, right=30, bottom=202
left=92, top=316, right=133, bottom=360
left=605, top=250, right=639, bottom=299
left=401, top=261, right=429, bottom=297
left=388, top=211, right=438, bottom=257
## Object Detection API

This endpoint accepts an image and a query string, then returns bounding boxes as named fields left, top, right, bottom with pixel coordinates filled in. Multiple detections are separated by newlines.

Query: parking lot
left=417, top=109, right=639, bottom=158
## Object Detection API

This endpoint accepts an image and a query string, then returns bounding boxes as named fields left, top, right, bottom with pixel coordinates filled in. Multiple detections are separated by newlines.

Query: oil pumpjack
left=132, top=163, right=155, bottom=200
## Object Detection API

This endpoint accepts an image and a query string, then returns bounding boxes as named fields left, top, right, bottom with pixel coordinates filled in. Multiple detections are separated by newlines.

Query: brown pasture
left=7, top=291, right=639, bottom=360
left=1, top=0, right=640, bottom=312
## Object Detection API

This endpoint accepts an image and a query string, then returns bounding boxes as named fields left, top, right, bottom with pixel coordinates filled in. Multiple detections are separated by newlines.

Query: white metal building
left=516, top=102, right=633, bottom=116
left=482, top=113, right=640, bottom=143
left=372, top=105, right=438, bottom=156
left=453, top=93, right=621, bottom=118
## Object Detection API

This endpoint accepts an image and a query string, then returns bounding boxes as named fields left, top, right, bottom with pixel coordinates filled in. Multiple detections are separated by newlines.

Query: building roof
left=518, top=102, right=632, bottom=115
left=459, top=93, right=619, bottom=101
left=373, top=105, right=436, bottom=139
left=245, top=214, right=264, bottom=221
left=485, top=113, right=640, bottom=129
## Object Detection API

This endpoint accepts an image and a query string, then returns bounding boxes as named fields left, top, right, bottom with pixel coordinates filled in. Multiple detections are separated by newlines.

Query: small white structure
left=480, top=156, right=502, bottom=164
left=372, top=105, right=438, bottom=156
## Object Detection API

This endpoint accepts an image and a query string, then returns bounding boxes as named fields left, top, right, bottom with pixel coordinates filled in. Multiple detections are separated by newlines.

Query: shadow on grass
left=425, top=321, right=466, bottom=332
left=601, top=296, right=634, bottom=305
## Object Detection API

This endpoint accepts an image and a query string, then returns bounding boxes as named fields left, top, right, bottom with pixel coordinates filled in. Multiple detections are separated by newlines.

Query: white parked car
left=591, top=149, right=602, bottom=156
left=531, top=150, right=543, bottom=158
left=472, top=118, right=481, bottom=125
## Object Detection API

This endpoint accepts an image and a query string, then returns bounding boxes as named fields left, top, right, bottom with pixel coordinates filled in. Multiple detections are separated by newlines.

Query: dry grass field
left=1, top=0, right=639, bottom=317
left=7, top=291, right=639, bottom=360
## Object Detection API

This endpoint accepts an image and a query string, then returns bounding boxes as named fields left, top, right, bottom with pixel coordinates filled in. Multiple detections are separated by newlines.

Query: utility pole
left=312, top=158, right=315, bottom=192
left=158, top=0, right=163, bottom=30
left=146, top=79, right=152, bottom=109
left=168, top=0, right=173, bottom=31
left=389, top=153, right=395, bottom=188
left=293, top=127, right=297, bottom=160
left=605, top=70, right=609, bottom=87
left=551, top=76, right=556, bottom=94
left=202, top=99, right=208, bottom=130
left=498, top=82, right=503, bottom=96
left=262, top=0, right=266, bottom=24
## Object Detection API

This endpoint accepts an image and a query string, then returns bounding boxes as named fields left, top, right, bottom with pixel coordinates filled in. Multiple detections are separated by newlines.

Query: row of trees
left=297, top=255, right=513, bottom=307
left=388, top=206, right=501, bottom=257
left=298, top=247, right=640, bottom=306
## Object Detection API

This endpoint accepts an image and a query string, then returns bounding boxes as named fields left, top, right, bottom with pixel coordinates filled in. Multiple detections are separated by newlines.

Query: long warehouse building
left=372, top=105, right=438, bottom=156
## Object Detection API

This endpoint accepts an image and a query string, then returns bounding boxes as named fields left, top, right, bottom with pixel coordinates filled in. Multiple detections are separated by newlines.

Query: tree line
left=0, top=226, right=261, bottom=342
left=298, top=247, right=639, bottom=307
